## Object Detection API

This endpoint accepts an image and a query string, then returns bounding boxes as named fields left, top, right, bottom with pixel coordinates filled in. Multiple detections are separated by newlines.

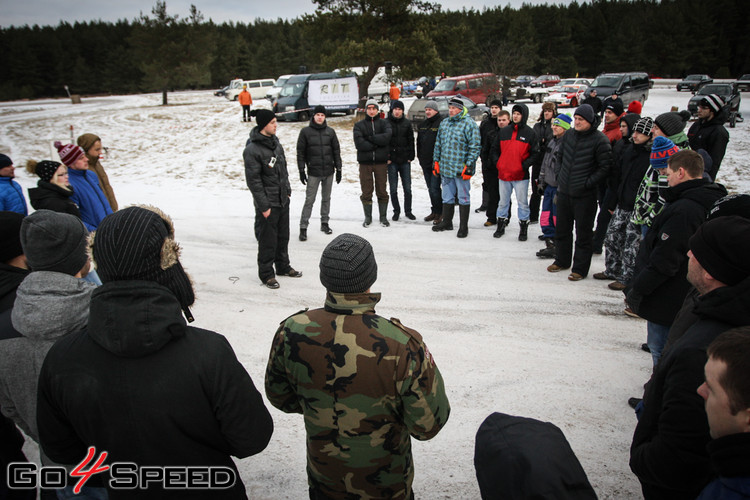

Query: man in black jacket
left=37, top=206, right=275, bottom=500
left=354, top=99, right=392, bottom=227
left=477, top=100, right=502, bottom=223
left=296, top=105, right=342, bottom=242
left=687, top=94, right=730, bottom=181
left=547, top=104, right=611, bottom=281
left=244, top=109, right=302, bottom=289
left=630, top=215, right=750, bottom=500
left=625, top=150, right=727, bottom=366
left=387, top=100, right=415, bottom=221
left=416, top=101, right=443, bottom=223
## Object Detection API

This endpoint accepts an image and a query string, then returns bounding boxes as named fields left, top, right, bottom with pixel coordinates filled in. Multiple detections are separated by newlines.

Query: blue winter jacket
left=433, top=107, right=481, bottom=178
left=68, top=169, right=112, bottom=230
left=0, top=177, right=28, bottom=215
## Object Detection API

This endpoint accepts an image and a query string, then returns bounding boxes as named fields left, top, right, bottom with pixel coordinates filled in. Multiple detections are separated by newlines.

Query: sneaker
left=641, top=343, right=651, bottom=353
left=608, top=281, right=626, bottom=291
left=628, top=397, right=642, bottom=409
left=547, top=263, right=568, bottom=273
left=624, top=307, right=642, bottom=319
left=568, top=272, right=584, bottom=281
left=405, top=213, right=416, bottom=220
left=484, top=220, right=497, bottom=227
left=593, top=272, right=611, bottom=280
left=265, top=278, right=280, bottom=289
left=320, top=223, right=332, bottom=235
left=281, top=269, right=303, bottom=278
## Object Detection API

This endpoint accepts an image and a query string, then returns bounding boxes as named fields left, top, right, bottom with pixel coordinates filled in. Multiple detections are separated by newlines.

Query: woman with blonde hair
left=77, top=133, right=118, bottom=211
left=26, top=160, right=81, bottom=218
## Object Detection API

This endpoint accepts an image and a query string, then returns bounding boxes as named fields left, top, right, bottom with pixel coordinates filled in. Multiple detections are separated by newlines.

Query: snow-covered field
left=1, top=87, right=748, bottom=499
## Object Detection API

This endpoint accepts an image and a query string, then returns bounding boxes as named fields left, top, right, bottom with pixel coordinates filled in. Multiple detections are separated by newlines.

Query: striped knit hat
left=54, top=141, right=85, bottom=167
left=319, top=233, right=377, bottom=293
left=90, top=206, right=195, bottom=322
left=650, top=136, right=679, bottom=170
left=699, top=94, right=724, bottom=113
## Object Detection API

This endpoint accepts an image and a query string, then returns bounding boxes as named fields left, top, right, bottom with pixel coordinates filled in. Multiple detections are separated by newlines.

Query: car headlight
left=285, top=106, right=295, bottom=112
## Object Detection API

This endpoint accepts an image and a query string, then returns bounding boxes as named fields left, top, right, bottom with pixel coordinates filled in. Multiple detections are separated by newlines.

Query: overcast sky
left=0, top=0, right=570, bottom=28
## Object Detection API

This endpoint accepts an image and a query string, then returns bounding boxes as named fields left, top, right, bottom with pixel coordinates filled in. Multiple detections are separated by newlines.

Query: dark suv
left=677, top=74, right=713, bottom=92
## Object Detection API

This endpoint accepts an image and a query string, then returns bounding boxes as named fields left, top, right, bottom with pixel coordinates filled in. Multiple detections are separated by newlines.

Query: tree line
left=0, top=0, right=747, bottom=103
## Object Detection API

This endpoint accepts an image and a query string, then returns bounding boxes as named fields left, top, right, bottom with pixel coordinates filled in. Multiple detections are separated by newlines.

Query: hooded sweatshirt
left=0, top=271, right=95, bottom=441
left=491, top=103, right=539, bottom=181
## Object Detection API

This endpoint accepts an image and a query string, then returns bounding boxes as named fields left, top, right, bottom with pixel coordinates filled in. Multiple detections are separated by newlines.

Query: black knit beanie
left=35, top=161, right=62, bottom=183
left=0, top=211, right=25, bottom=263
left=20, top=210, right=88, bottom=276
left=707, top=194, right=750, bottom=221
left=313, top=105, right=326, bottom=115
left=390, top=100, right=404, bottom=111
left=319, top=233, right=377, bottom=293
left=91, top=206, right=195, bottom=322
left=654, top=111, right=690, bottom=137
left=574, top=104, right=595, bottom=125
left=251, top=109, right=276, bottom=131
left=689, top=216, right=750, bottom=286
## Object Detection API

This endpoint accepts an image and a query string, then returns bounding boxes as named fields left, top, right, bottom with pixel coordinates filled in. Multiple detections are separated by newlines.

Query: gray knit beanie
left=20, top=210, right=88, bottom=276
left=424, top=100, right=439, bottom=112
left=319, top=233, right=377, bottom=293
left=654, top=111, right=690, bottom=137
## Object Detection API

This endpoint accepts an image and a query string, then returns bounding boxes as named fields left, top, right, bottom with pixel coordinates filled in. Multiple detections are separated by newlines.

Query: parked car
left=687, top=83, right=741, bottom=124
left=225, top=78, right=276, bottom=101
left=587, top=72, right=650, bottom=107
left=543, top=85, right=587, bottom=108
left=425, top=73, right=501, bottom=105
left=529, top=74, right=561, bottom=88
left=407, top=95, right=488, bottom=131
left=512, top=75, right=535, bottom=87
left=736, top=74, right=750, bottom=92
left=677, top=74, right=713, bottom=92
left=214, top=86, right=229, bottom=97
left=401, top=80, right=422, bottom=97
left=265, top=74, right=293, bottom=100
left=549, top=78, right=590, bottom=92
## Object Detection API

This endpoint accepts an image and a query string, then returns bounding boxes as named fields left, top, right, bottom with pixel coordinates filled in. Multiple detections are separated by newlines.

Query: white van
left=266, top=74, right=294, bottom=100
left=339, top=66, right=399, bottom=102
left=225, top=78, right=275, bottom=101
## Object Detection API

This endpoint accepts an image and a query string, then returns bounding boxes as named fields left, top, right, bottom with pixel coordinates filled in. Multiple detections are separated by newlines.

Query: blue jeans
left=497, top=179, right=530, bottom=221
left=441, top=177, right=471, bottom=206
left=421, top=163, right=442, bottom=214
left=387, top=163, right=412, bottom=215
left=647, top=321, right=671, bottom=367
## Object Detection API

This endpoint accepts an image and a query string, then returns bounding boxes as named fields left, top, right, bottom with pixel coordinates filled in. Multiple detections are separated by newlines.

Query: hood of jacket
left=662, top=178, right=727, bottom=206
left=248, top=127, right=278, bottom=150
left=511, top=103, right=529, bottom=128
left=28, top=181, right=74, bottom=204
left=87, top=280, right=188, bottom=358
left=620, top=113, right=641, bottom=139
left=11, top=271, right=95, bottom=341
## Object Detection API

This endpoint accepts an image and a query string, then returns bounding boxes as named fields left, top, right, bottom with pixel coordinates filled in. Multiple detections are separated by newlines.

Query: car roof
left=440, top=73, right=496, bottom=81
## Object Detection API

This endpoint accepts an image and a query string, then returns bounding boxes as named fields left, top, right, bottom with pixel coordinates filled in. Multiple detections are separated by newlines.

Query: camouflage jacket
left=265, top=291, right=450, bottom=499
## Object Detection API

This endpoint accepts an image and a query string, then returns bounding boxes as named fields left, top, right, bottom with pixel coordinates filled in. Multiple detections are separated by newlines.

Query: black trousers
left=254, top=203, right=291, bottom=282
left=554, top=191, right=598, bottom=276
left=529, top=162, right=542, bottom=222
left=483, top=162, right=499, bottom=222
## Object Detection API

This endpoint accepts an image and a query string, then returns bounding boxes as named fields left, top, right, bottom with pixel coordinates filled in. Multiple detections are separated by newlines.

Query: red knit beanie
left=54, top=141, right=85, bottom=166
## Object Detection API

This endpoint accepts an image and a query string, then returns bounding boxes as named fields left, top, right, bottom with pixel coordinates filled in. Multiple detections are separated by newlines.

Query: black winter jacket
left=296, top=118, right=342, bottom=178
left=353, top=114, right=392, bottom=164
left=607, top=140, right=651, bottom=212
left=479, top=113, right=499, bottom=166
left=532, top=118, right=554, bottom=167
left=416, top=114, right=443, bottom=167
left=37, top=281, right=274, bottom=499
left=387, top=113, right=415, bottom=164
left=687, top=113, right=729, bottom=181
left=28, top=181, right=81, bottom=218
left=581, top=95, right=602, bottom=115
left=244, top=128, right=291, bottom=212
left=555, top=123, right=612, bottom=197
left=630, top=274, right=750, bottom=500
left=627, top=179, right=727, bottom=325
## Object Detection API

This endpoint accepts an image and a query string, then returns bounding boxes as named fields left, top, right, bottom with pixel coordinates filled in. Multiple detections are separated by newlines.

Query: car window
left=262, top=81, right=273, bottom=87
left=434, top=80, right=456, bottom=91
left=456, top=81, right=468, bottom=91
left=699, top=84, right=730, bottom=95
left=468, top=78, right=480, bottom=89
left=592, top=75, right=623, bottom=87
left=740, top=74, right=750, bottom=80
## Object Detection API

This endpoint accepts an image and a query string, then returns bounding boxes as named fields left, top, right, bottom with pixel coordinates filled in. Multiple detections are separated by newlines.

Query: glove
left=626, top=289, right=643, bottom=314
left=335, top=169, right=342, bottom=184
left=299, top=170, right=307, bottom=185
left=537, top=184, right=545, bottom=196
left=461, top=165, right=474, bottom=180
left=433, top=161, right=440, bottom=176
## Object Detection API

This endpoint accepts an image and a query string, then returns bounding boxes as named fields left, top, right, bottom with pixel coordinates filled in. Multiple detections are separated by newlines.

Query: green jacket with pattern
left=265, top=291, right=450, bottom=499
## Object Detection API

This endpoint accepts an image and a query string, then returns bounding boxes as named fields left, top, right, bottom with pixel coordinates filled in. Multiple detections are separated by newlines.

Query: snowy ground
left=1, top=87, right=748, bottom=499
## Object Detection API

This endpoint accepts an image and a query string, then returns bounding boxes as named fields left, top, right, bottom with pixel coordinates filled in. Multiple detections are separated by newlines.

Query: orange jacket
left=389, top=85, right=400, bottom=101
left=239, top=90, right=252, bottom=106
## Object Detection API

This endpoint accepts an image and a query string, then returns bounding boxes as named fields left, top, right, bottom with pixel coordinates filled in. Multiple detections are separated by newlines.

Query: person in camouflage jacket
left=265, top=233, right=450, bottom=499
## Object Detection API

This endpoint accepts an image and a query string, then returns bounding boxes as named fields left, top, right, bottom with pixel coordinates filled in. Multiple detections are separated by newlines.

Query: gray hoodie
left=0, top=271, right=95, bottom=441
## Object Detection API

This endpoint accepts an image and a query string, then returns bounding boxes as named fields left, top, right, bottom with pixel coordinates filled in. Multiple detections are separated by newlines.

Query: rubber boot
left=362, top=202, right=373, bottom=227
left=493, top=218, right=508, bottom=238
left=457, top=204, right=470, bottom=238
left=432, top=204, right=455, bottom=232
left=518, top=220, right=529, bottom=241
left=378, top=202, right=390, bottom=227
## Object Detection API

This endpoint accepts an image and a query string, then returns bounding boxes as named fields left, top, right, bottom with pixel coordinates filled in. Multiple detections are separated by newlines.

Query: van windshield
left=280, top=83, right=305, bottom=97
left=591, top=75, right=622, bottom=88
left=274, top=77, right=290, bottom=89
left=434, top=80, right=456, bottom=91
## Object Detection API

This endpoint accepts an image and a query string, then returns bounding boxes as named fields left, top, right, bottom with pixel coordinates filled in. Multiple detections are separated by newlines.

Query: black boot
left=457, top=204, right=470, bottom=238
left=493, top=218, right=508, bottom=238
left=321, top=223, right=332, bottom=235
left=378, top=202, right=390, bottom=227
left=475, top=189, right=488, bottom=213
left=362, top=202, right=373, bottom=227
left=299, top=228, right=307, bottom=241
left=518, top=220, right=529, bottom=241
left=432, top=204, right=455, bottom=232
